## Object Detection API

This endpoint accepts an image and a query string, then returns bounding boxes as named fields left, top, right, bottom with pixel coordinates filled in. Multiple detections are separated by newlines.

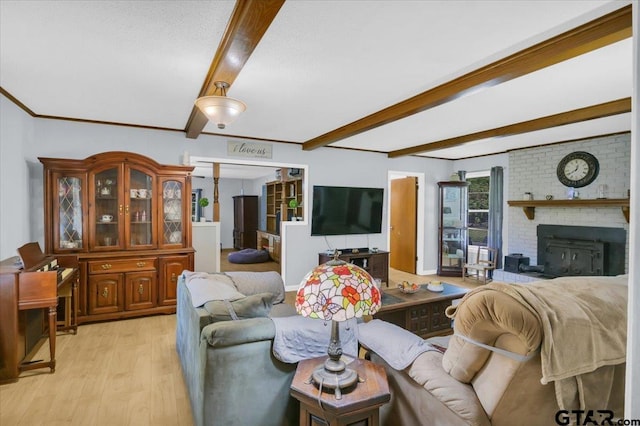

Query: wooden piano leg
left=19, top=304, right=57, bottom=374
left=71, top=277, right=78, bottom=334
left=48, top=305, right=56, bottom=372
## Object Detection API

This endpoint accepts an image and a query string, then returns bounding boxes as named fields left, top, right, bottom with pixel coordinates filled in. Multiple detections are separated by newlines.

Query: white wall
left=0, top=96, right=32, bottom=259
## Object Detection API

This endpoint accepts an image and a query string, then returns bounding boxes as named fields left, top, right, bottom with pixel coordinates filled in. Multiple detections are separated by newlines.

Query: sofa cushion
left=269, top=303, right=297, bottom=318
left=408, top=351, right=490, bottom=426
left=204, top=292, right=273, bottom=321
left=226, top=271, right=285, bottom=304
left=183, top=271, right=245, bottom=307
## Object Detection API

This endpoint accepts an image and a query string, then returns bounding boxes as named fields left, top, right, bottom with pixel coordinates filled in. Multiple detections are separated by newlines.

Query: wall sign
left=227, top=141, right=272, bottom=159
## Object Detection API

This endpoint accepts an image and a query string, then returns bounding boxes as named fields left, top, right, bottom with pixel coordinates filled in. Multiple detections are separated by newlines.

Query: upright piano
left=0, top=242, right=78, bottom=384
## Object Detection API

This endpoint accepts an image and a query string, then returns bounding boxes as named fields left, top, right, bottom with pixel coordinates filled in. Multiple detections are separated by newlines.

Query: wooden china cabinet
left=39, top=152, right=194, bottom=324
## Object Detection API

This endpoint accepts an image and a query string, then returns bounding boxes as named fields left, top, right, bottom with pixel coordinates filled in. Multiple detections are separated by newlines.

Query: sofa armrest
left=443, top=289, right=542, bottom=383
left=202, top=317, right=276, bottom=348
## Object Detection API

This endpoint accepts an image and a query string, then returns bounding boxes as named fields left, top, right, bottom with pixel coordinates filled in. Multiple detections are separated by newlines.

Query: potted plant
left=198, top=197, right=209, bottom=222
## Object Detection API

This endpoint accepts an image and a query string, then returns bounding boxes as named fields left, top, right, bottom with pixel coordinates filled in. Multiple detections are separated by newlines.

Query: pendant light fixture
left=194, top=81, right=246, bottom=129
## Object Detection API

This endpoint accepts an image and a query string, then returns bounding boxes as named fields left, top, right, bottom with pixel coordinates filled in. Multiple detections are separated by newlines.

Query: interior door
left=390, top=176, right=417, bottom=274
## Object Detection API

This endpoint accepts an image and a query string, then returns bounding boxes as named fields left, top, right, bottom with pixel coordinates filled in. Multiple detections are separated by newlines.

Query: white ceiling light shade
left=195, top=81, right=246, bottom=129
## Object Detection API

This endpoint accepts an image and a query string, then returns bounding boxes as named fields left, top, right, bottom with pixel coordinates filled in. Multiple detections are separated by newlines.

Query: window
left=467, top=172, right=490, bottom=247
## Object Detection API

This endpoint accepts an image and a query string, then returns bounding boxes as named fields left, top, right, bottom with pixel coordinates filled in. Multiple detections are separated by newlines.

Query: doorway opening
left=190, top=156, right=308, bottom=285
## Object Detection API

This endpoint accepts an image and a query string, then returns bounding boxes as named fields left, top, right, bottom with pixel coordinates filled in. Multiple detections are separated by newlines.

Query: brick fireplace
left=503, top=134, right=631, bottom=283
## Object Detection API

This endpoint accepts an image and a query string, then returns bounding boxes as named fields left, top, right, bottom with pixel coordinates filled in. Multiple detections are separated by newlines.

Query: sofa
left=364, top=275, right=627, bottom=426
left=176, top=271, right=299, bottom=426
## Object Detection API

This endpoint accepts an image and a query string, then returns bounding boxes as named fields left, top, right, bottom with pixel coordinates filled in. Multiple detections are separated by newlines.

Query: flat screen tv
left=311, top=185, right=384, bottom=236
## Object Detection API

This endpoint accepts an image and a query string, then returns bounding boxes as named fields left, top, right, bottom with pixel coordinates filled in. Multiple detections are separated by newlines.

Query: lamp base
left=311, top=358, right=358, bottom=400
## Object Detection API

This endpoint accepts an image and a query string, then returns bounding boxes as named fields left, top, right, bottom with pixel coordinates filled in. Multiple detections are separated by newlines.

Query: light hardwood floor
left=0, top=315, right=193, bottom=426
left=1, top=268, right=493, bottom=425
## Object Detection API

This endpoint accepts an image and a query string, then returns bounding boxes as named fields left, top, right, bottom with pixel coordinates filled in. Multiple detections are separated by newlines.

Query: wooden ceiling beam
left=185, top=0, right=286, bottom=139
left=387, top=98, right=631, bottom=158
left=302, top=4, right=632, bottom=151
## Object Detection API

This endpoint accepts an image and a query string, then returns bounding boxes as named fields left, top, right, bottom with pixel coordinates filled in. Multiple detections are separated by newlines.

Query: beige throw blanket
left=447, top=275, right=627, bottom=409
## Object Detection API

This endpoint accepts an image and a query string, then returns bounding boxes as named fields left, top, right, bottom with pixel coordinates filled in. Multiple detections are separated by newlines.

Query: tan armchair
left=463, top=246, right=497, bottom=284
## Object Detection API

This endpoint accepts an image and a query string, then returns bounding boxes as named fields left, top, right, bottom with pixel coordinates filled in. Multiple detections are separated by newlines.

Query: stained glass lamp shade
left=295, top=251, right=381, bottom=398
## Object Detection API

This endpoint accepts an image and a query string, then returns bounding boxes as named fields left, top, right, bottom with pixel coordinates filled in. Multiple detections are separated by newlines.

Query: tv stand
left=318, top=249, right=389, bottom=287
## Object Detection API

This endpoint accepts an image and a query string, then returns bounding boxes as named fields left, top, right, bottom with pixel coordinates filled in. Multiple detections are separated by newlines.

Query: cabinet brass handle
left=138, top=284, right=144, bottom=295
left=119, top=204, right=123, bottom=215
left=102, top=287, right=109, bottom=298
left=136, top=261, right=146, bottom=267
left=171, top=273, right=177, bottom=283
left=125, top=205, right=129, bottom=215
left=101, top=263, right=112, bottom=270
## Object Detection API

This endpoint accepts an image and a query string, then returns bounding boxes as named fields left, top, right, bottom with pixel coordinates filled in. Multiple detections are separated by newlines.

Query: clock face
left=557, top=151, right=599, bottom=188
left=563, top=158, right=589, bottom=181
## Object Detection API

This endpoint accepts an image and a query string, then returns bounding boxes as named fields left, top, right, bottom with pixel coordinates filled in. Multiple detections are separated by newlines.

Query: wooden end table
left=290, top=356, right=390, bottom=426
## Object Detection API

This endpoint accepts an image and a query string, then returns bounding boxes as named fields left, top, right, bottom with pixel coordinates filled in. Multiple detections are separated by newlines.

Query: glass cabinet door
left=56, top=174, right=84, bottom=250
left=128, top=168, right=154, bottom=248
left=162, top=180, right=184, bottom=246
left=438, top=181, right=469, bottom=276
left=95, top=168, right=120, bottom=248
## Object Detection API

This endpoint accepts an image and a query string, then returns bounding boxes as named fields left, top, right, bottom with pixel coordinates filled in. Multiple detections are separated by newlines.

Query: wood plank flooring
left=0, top=315, right=193, bottom=426
left=1, top=267, right=493, bottom=425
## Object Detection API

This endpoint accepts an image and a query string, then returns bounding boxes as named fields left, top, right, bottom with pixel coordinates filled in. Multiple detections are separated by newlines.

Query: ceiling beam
left=184, top=0, right=286, bottom=139
left=387, top=98, right=631, bottom=158
left=302, top=4, right=632, bottom=151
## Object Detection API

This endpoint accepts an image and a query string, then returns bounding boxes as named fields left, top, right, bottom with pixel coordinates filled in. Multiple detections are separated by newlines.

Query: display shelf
left=508, top=198, right=630, bottom=222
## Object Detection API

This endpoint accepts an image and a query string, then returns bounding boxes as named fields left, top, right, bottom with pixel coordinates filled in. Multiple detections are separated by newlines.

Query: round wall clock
left=556, top=151, right=599, bottom=188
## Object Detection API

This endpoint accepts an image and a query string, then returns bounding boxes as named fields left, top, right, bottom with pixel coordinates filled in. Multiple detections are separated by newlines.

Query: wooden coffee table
left=374, top=283, right=468, bottom=338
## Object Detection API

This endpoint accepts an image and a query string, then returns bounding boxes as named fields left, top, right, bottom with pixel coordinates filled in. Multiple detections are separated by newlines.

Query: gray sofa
left=176, top=271, right=299, bottom=426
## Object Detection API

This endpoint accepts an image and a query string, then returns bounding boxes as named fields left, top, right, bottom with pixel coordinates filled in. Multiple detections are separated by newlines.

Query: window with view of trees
left=468, top=174, right=490, bottom=247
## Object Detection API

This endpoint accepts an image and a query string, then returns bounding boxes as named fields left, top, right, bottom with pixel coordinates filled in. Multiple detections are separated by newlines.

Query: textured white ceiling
left=0, top=0, right=631, bottom=163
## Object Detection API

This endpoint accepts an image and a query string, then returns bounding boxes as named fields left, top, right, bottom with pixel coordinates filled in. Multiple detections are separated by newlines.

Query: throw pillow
left=204, top=292, right=273, bottom=321
left=183, top=271, right=245, bottom=307
left=226, top=271, right=285, bottom=304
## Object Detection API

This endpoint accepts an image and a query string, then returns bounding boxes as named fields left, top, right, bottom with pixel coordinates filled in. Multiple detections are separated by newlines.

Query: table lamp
left=295, top=250, right=381, bottom=399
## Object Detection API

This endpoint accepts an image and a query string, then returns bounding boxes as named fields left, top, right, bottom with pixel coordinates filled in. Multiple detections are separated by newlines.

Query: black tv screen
left=311, top=186, right=384, bottom=236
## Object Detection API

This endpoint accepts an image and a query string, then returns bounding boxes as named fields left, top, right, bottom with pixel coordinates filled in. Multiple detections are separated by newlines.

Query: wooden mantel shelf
left=507, top=198, right=630, bottom=223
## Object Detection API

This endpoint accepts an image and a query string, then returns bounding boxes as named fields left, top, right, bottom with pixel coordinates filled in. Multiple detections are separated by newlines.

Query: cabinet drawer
left=88, top=258, right=157, bottom=274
